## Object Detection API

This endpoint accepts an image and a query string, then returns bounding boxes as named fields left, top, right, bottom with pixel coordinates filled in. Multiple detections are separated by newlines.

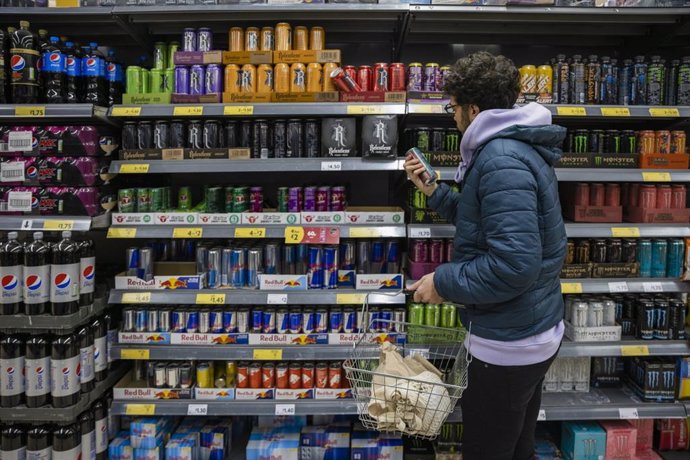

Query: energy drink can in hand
left=406, top=147, right=437, bottom=186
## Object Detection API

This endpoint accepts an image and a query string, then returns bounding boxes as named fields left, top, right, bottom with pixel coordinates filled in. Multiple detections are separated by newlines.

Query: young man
left=404, top=51, right=567, bottom=460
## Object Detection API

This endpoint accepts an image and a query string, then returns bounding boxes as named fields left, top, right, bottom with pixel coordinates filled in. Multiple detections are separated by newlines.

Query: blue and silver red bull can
left=126, top=247, right=140, bottom=276
left=369, top=308, right=380, bottom=332
left=223, top=309, right=237, bottom=333
left=186, top=309, right=200, bottom=333
left=123, top=308, right=135, bottom=332
left=196, top=246, right=208, bottom=277
left=251, top=308, right=263, bottom=333
left=379, top=309, right=393, bottom=332
left=303, top=308, right=316, bottom=333
left=262, top=308, right=276, bottom=334
left=329, top=308, right=343, bottom=333
left=323, top=246, right=339, bottom=289
left=371, top=241, right=384, bottom=271
left=339, top=241, right=356, bottom=270
left=276, top=309, right=289, bottom=334
left=308, top=247, right=323, bottom=289
left=146, top=310, right=159, bottom=333
left=264, top=244, right=280, bottom=275
left=209, top=309, right=224, bottom=333
left=174, top=66, right=189, bottom=95
left=205, top=64, right=222, bottom=94
left=207, top=248, right=222, bottom=288
left=289, top=311, right=303, bottom=334
left=230, top=248, right=246, bottom=288
left=296, top=244, right=309, bottom=274
left=199, top=308, right=210, bottom=333
left=171, top=309, right=186, bottom=332
left=221, top=248, right=233, bottom=286
left=190, top=65, right=205, bottom=96
left=282, top=245, right=296, bottom=274
left=343, top=307, right=357, bottom=333
left=182, top=240, right=197, bottom=261
left=134, top=309, right=147, bottom=332
left=384, top=241, right=400, bottom=274
left=158, top=308, right=171, bottom=332
left=236, top=308, right=249, bottom=333
left=314, top=309, right=328, bottom=333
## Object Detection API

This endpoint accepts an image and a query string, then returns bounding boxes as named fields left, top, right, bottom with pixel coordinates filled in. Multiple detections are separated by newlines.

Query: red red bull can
left=251, top=308, right=263, bottom=333
left=330, top=67, right=362, bottom=93
left=223, top=309, right=237, bottom=333
left=343, top=65, right=357, bottom=81
left=343, top=308, right=356, bottom=333
left=289, top=311, right=303, bottom=334
left=171, top=309, right=186, bottom=332
left=262, top=308, right=276, bottom=334
left=323, top=246, right=339, bottom=289
left=276, top=308, right=289, bottom=334
left=390, top=63, right=406, bottom=91
left=209, top=309, right=224, bottom=333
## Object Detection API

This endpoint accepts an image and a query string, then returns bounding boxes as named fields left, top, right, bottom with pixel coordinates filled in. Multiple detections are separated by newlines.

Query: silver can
left=602, top=300, right=617, bottom=327
left=571, top=301, right=589, bottom=328
left=587, top=302, right=604, bottom=328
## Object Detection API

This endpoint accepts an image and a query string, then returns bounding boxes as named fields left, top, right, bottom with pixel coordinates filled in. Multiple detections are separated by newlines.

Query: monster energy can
left=413, top=128, right=430, bottom=151
left=178, top=186, right=192, bottom=211
left=574, top=129, right=589, bottom=153
left=445, top=130, right=460, bottom=152
left=424, top=304, right=441, bottom=327
left=151, top=187, right=165, bottom=212
left=440, top=304, right=457, bottom=328
left=205, top=186, right=223, bottom=213
left=277, top=187, right=289, bottom=212
left=408, top=303, right=425, bottom=325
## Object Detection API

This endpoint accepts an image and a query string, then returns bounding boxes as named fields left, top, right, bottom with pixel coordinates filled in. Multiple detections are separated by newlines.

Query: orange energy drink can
left=261, top=363, right=275, bottom=388
left=290, top=63, right=306, bottom=93
left=261, top=27, right=274, bottom=51
left=240, top=64, right=257, bottom=93
left=275, top=22, right=292, bottom=51
left=671, top=130, right=687, bottom=154
left=639, top=130, right=656, bottom=154
left=289, top=363, right=302, bottom=389
left=245, top=27, right=260, bottom=52
left=302, top=363, right=314, bottom=388
left=257, top=64, right=274, bottom=93
left=315, top=362, right=328, bottom=388
left=310, top=27, right=325, bottom=51
left=322, top=63, right=338, bottom=91
left=276, top=363, right=289, bottom=389
left=236, top=362, right=248, bottom=388
left=328, top=362, right=341, bottom=389
left=274, top=63, right=290, bottom=92
left=307, top=63, right=323, bottom=92
left=537, top=64, right=553, bottom=96
left=249, top=362, right=262, bottom=388
left=656, top=130, right=672, bottom=154
left=224, top=64, right=240, bottom=93
left=519, top=65, right=537, bottom=94
left=229, top=27, right=244, bottom=52
left=293, top=26, right=308, bottom=51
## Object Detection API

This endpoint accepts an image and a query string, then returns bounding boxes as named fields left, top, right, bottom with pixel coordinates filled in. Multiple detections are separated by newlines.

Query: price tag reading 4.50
left=321, top=161, right=342, bottom=171
left=195, top=293, right=226, bottom=305
left=556, top=106, right=586, bottom=116
left=224, top=105, right=254, bottom=116
left=119, top=164, right=150, bottom=174
left=111, top=107, right=142, bottom=117
left=600, top=107, right=630, bottom=117
left=347, top=105, right=386, bottom=115
left=172, top=228, right=203, bottom=238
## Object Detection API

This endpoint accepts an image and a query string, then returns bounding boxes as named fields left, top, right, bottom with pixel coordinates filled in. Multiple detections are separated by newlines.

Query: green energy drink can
left=126, top=66, right=142, bottom=94
left=424, top=304, right=441, bottom=327
left=205, top=186, right=223, bottom=213
left=164, top=187, right=172, bottom=209
left=224, top=187, right=234, bottom=212
left=153, top=42, right=167, bottom=70
left=178, top=186, right=192, bottom=211
left=414, top=128, right=430, bottom=151
left=163, top=68, right=174, bottom=94
left=141, top=68, right=151, bottom=94
left=150, top=187, right=165, bottom=212
left=136, top=188, right=152, bottom=213
left=277, top=187, right=289, bottom=212
left=150, top=68, right=164, bottom=93
left=408, top=303, right=425, bottom=325
left=445, top=131, right=460, bottom=151
left=441, top=304, right=457, bottom=328
left=233, top=187, right=249, bottom=213
left=118, top=189, right=136, bottom=213
left=167, top=41, right=179, bottom=70
left=413, top=189, right=426, bottom=209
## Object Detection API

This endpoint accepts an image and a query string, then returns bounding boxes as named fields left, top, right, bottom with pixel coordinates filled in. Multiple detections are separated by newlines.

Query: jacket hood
left=456, top=103, right=567, bottom=182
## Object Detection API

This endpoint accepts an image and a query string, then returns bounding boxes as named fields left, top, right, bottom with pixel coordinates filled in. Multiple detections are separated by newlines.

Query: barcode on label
left=7, top=191, right=32, bottom=212
left=8, top=131, right=33, bottom=152
left=1, top=162, right=26, bottom=182
left=321, top=51, right=339, bottom=61
left=0, top=201, right=7, bottom=212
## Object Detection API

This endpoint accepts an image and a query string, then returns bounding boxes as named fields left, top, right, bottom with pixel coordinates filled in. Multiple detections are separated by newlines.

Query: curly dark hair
left=442, top=51, right=520, bottom=111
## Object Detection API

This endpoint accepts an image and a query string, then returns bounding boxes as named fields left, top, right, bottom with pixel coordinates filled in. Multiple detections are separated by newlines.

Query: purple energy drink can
left=303, top=186, right=317, bottom=212
left=323, top=246, right=339, bottom=289
left=183, top=28, right=197, bottom=52
left=205, top=64, right=222, bottom=94
left=174, top=66, right=189, bottom=94
left=197, top=28, right=213, bottom=52
left=407, top=64, right=423, bottom=91
left=308, top=247, right=323, bottom=289
left=190, top=65, right=205, bottom=96
left=316, top=186, right=330, bottom=212
left=288, top=187, right=302, bottom=213
left=249, top=186, right=263, bottom=213
left=330, top=186, right=346, bottom=211
left=289, top=311, right=303, bottom=334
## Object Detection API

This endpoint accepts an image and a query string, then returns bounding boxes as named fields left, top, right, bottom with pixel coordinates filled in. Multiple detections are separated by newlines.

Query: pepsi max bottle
left=0, top=231, right=24, bottom=315
left=50, top=231, right=80, bottom=316
left=0, top=334, right=25, bottom=407
left=106, top=49, right=123, bottom=106
left=0, top=425, right=26, bottom=460
left=24, top=231, right=50, bottom=315
left=91, top=317, right=107, bottom=382
left=26, top=425, right=52, bottom=460
left=77, top=325, right=95, bottom=393
left=25, top=335, right=51, bottom=408
left=65, top=41, right=81, bottom=103
left=78, top=236, right=95, bottom=307
left=51, top=333, right=80, bottom=408
left=53, top=423, right=81, bottom=460
left=0, top=27, right=7, bottom=104
left=79, top=409, right=96, bottom=460
left=93, top=399, right=108, bottom=460
left=43, top=36, right=65, bottom=103
left=9, top=21, right=39, bottom=103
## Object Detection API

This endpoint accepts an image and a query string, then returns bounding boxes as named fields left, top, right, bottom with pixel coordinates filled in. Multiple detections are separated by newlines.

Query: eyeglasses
left=444, top=103, right=459, bottom=114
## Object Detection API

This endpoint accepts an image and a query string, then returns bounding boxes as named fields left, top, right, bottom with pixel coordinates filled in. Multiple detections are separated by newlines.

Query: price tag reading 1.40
left=172, top=228, right=203, bottom=238
left=15, top=106, right=45, bottom=117
left=196, top=293, right=226, bottom=305
left=121, top=292, right=152, bottom=304
left=173, top=106, right=204, bottom=116
left=275, top=404, right=296, bottom=416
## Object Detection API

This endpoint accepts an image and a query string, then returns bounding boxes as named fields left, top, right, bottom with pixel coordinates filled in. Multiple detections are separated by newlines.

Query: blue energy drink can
left=323, top=246, right=339, bottom=289
left=666, top=239, right=684, bottom=278
left=303, top=308, right=316, bottom=333
left=209, top=309, right=224, bottom=333
left=379, top=309, right=393, bottom=332
left=314, top=308, right=328, bottom=333
left=384, top=240, right=400, bottom=274
left=343, top=308, right=357, bottom=333
left=308, top=247, right=323, bottom=289
left=276, top=309, right=289, bottom=334
left=230, top=249, right=246, bottom=288
left=651, top=239, right=668, bottom=278
left=369, top=308, right=380, bottom=332
left=296, top=244, right=309, bottom=274
left=126, top=247, right=140, bottom=276
left=251, top=308, right=263, bottom=333
left=289, top=311, right=303, bottom=334
left=262, top=308, right=276, bottom=333
left=171, top=309, right=186, bottom=332
left=264, top=244, right=280, bottom=275
left=221, top=248, right=233, bottom=286
left=329, top=308, right=343, bottom=333
left=186, top=309, right=199, bottom=333
left=207, top=248, right=222, bottom=288
left=637, top=239, right=652, bottom=277
left=135, top=309, right=147, bottom=332
left=282, top=245, right=296, bottom=274
left=223, top=310, right=237, bottom=333
left=339, top=241, right=356, bottom=270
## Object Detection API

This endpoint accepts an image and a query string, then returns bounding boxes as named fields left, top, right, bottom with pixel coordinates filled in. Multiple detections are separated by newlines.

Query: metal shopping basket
left=342, top=295, right=469, bottom=440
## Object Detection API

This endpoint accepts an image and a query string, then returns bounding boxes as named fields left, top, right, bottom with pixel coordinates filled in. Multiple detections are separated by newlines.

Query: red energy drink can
left=589, top=183, right=605, bottom=206
left=656, top=185, right=672, bottom=209
left=671, top=131, right=686, bottom=154
left=289, top=363, right=302, bottom=389
left=236, top=362, right=249, bottom=388
left=655, top=130, right=672, bottom=154
left=605, top=183, right=621, bottom=206
left=343, top=65, right=357, bottom=82
left=357, top=66, right=372, bottom=92
left=249, top=363, right=262, bottom=388
left=276, top=363, right=289, bottom=389
left=629, top=183, right=640, bottom=207
left=575, top=183, right=590, bottom=206
left=328, top=363, right=342, bottom=389
left=429, top=239, right=443, bottom=263
left=671, top=185, right=686, bottom=209
left=639, top=184, right=657, bottom=209
left=316, top=362, right=328, bottom=388
left=410, top=239, right=428, bottom=263
left=302, top=363, right=314, bottom=388
left=390, top=63, right=406, bottom=91
left=372, top=63, right=389, bottom=91
left=261, top=363, right=275, bottom=389
left=330, top=67, right=362, bottom=93
left=446, top=239, right=454, bottom=263
left=638, top=131, right=656, bottom=154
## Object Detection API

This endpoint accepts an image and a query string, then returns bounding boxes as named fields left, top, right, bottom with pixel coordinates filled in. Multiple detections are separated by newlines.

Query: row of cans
left=121, top=306, right=406, bottom=334
left=228, top=24, right=326, bottom=52
left=122, top=119, right=323, bottom=159
left=404, top=127, right=461, bottom=153
left=566, top=238, right=685, bottom=278
left=181, top=28, right=214, bottom=53
left=410, top=182, right=460, bottom=211
left=564, top=129, right=686, bottom=155
left=235, top=361, right=345, bottom=390
left=406, top=62, right=452, bottom=93
left=570, top=182, right=687, bottom=210
left=409, top=239, right=455, bottom=264
left=125, top=66, right=174, bottom=95
left=407, top=303, right=462, bottom=329
left=330, top=64, right=405, bottom=93
left=173, top=64, right=224, bottom=96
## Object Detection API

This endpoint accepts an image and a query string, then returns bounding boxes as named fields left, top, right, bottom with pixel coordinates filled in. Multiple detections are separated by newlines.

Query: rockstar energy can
left=307, top=63, right=323, bottom=92
left=229, top=27, right=244, bottom=52
left=240, top=64, right=256, bottom=93
left=293, top=26, right=308, bottom=51
left=224, top=64, right=240, bottom=93
left=290, top=63, right=306, bottom=93
left=274, top=63, right=290, bottom=92
left=275, top=22, right=292, bottom=51
left=322, top=63, right=338, bottom=91
left=257, top=64, right=273, bottom=93
left=261, top=27, right=274, bottom=51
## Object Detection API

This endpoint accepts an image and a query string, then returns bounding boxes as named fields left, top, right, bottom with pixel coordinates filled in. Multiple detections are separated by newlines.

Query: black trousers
left=460, top=350, right=559, bottom=460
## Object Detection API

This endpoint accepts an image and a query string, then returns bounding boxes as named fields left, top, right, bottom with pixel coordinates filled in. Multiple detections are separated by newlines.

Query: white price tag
left=619, top=408, right=639, bottom=419
left=537, top=410, right=546, bottom=421
left=642, top=282, right=663, bottom=293
left=7, top=191, right=32, bottom=212
left=275, top=404, right=296, bottom=416
left=321, top=161, right=342, bottom=171
left=187, top=404, right=208, bottom=416
left=408, top=348, right=430, bottom=359
left=608, top=282, right=629, bottom=293
left=1, top=161, right=25, bottom=182
left=20, top=219, right=33, bottom=230
left=410, top=227, right=432, bottom=238
left=8, top=131, right=33, bottom=152
left=267, top=293, right=288, bottom=305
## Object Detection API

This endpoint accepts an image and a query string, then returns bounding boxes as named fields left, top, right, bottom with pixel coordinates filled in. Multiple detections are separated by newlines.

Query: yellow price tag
left=611, top=227, right=640, bottom=238
left=234, top=228, right=266, bottom=238
left=172, top=228, right=203, bottom=238
left=601, top=107, right=630, bottom=117
left=649, top=108, right=680, bottom=117
left=43, top=220, right=74, bottom=231
left=408, top=104, right=443, bottom=114
left=173, top=106, right=203, bottom=116
left=349, top=227, right=380, bottom=238
left=347, top=105, right=386, bottom=115
left=126, top=404, right=155, bottom=416
left=336, top=293, right=366, bottom=305
left=107, top=228, right=137, bottom=238
left=119, top=164, right=150, bottom=174
left=224, top=105, right=254, bottom=116
left=121, top=349, right=150, bottom=360
left=195, top=293, right=226, bottom=305
left=15, top=106, right=45, bottom=117
left=111, top=107, right=142, bottom=117
left=284, top=226, right=305, bottom=244
left=121, top=292, right=151, bottom=304
left=253, top=349, right=283, bottom=360
left=620, top=345, right=650, bottom=357
left=560, top=283, right=583, bottom=294
left=556, top=106, right=587, bottom=116
left=642, top=172, right=672, bottom=182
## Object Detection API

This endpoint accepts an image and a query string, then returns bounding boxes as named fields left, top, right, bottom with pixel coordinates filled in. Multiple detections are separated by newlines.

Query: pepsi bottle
left=0, top=27, right=7, bottom=104
left=52, top=423, right=81, bottom=460
left=0, top=231, right=24, bottom=315
left=78, top=236, right=95, bottom=307
left=25, top=334, right=50, bottom=408
left=10, top=21, right=39, bottom=103
left=24, top=231, right=50, bottom=315
left=50, top=333, right=80, bottom=408
left=104, top=312, right=115, bottom=369
left=93, top=399, right=108, bottom=460
left=37, top=29, right=49, bottom=51
left=42, top=36, right=66, bottom=103
left=0, top=334, right=25, bottom=407
left=91, top=317, right=107, bottom=382
left=77, top=325, right=94, bottom=393
left=64, top=41, right=81, bottom=103
left=83, top=43, right=105, bottom=106
left=106, top=49, right=123, bottom=106
left=0, top=425, right=26, bottom=460
left=26, top=425, right=52, bottom=460
left=50, top=231, right=80, bottom=316
left=79, top=409, right=95, bottom=460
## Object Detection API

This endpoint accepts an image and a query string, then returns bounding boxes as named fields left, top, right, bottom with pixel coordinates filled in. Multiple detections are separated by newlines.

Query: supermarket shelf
left=559, top=340, right=690, bottom=358
left=109, top=158, right=404, bottom=174
left=107, top=224, right=406, bottom=239
left=565, top=223, right=690, bottom=238
left=0, top=214, right=110, bottom=232
left=0, top=296, right=108, bottom=331
left=556, top=169, right=690, bottom=182
left=407, top=224, right=455, bottom=239
left=0, top=104, right=111, bottom=123
left=0, top=365, right=127, bottom=423
left=561, top=278, right=690, bottom=294
left=108, top=103, right=406, bottom=118
left=109, top=289, right=406, bottom=305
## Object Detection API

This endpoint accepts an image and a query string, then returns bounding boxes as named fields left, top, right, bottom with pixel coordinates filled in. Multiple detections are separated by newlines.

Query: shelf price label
left=537, top=410, right=547, bottom=421
left=15, top=106, right=46, bottom=117
left=284, top=226, right=305, bottom=244
left=275, top=404, right=296, bottom=416
left=349, top=227, right=381, bottom=238
left=107, top=228, right=137, bottom=239
left=556, top=106, right=587, bottom=116
left=254, top=349, right=283, bottom=360
left=187, top=404, right=208, bottom=416
left=224, top=105, right=254, bottom=116
left=321, top=161, right=342, bottom=171
left=120, top=349, right=150, bottom=360
left=608, top=282, right=629, bottom=293
left=196, top=293, right=226, bottom=305
left=234, top=227, right=266, bottom=238
left=409, top=227, right=431, bottom=238
left=611, top=227, right=640, bottom=238
left=620, top=345, right=650, bottom=357
left=560, top=283, right=583, bottom=294
left=347, top=105, right=386, bottom=115
left=642, top=282, right=663, bottom=293
left=649, top=108, right=680, bottom=117
left=173, top=106, right=203, bottom=116
left=111, top=107, right=142, bottom=117
left=600, top=107, right=630, bottom=117
left=336, top=293, right=366, bottom=305
left=121, top=292, right=152, bottom=304
left=285, top=226, right=340, bottom=244
left=408, top=104, right=443, bottom=114
left=172, top=228, right=203, bottom=238
left=43, top=220, right=74, bottom=231
left=126, top=404, right=155, bottom=415
left=267, top=293, right=288, bottom=305
left=618, top=408, right=639, bottom=419
left=642, top=172, right=672, bottom=182
left=119, top=164, right=150, bottom=174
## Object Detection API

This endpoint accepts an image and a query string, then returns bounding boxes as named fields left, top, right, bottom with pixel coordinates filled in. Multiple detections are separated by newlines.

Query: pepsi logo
left=100, top=425, right=107, bottom=432
left=10, top=55, right=25, bottom=71
left=54, top=273, right=71, bottom=289
left=1, top=275, right=18, bottom=291
left=107, top=63, right=116, bottom=73
left=31, top=137, right=39, bottom=150
left=76, top=363, right=81, bottom=377
left=26, top=274, right=42, bottom=291
left=67, top=57, right=76, bottom=67
left=94, top=348, right=100, bottom=360
left=49, top=52, right=61, bottom=63
left=86, top=58, right=97, bottom=68
left=62, top=367, right=70, bottom=375
left=83, top=265, right=95, bottom=280
left=26, top=165, right=38, bottom=178
left=35, top=367, right=44, bottom=375
left=6, top=367, right=15, bottom=375
left=31, top=196, right=39, bottom=209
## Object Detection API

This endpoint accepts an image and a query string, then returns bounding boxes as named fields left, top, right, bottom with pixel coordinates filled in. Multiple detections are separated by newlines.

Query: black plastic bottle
left=50, top=333, right=80, bottom=408
left=77, top=325, right=95, bottom=393
left=78, top=236, right=95, bottom=307
left=9, top=21, right=39, bottom=103
left=0, top=333, right=25, bottom=407
left=50, top=231, right=80, bottom=316
left=52, top=423, right=81, bottom=460
left=25, top=334, right=51, bottom=408
left=91, top=316, right=107, bottom=382
left=93, top=399, right=108, bottom=460
left=24, top=231, right=50, bottom=315
left=0, top=231, right=24, bottom=315
left=0, top=425, right=26, bottom=459
left=79, top=409, right=95, bottom=460
left=26, top=425, right=51, bottom=460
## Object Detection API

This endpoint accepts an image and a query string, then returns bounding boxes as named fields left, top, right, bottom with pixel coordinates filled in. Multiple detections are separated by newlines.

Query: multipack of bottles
left=0, top=21, right=124, bottom=105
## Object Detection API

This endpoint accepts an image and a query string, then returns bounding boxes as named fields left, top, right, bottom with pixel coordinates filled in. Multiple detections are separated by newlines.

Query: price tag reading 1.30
left=173, top=106, right=204, bottom=116
left=172, top=228, right=203, bottom=238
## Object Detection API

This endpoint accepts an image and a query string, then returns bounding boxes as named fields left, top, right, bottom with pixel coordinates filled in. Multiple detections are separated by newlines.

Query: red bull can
left=221, top=248, right=233, bottom=286
left=303, top=308, right=316, bottom=333
left=223, top=309, right=237, bottom=333
left=340, top=241, right=356, bottom=270
left=236, top=308, right=249, bottom=333
left=308, top=247, right=323, bottom=289
left=251, top=308, right=263, bottom=333
left=135, top=309, right=147, bottom=332
left=199, top=308, right=210, bottom=333
left=185, top=309, right=199, bottom=333
left=209, top=309, right=224, bottom=333
left=393, top=308, right=406, bottom=333
left=126, top=247, right=139, bottom=276
left=171, top=310, right=186, bottom=332
left=289, top=311, right=303, bottom=334
left=329, top=308, right=343, bottom=333
left=384, top=241, right=400, bottom=274
left=207, top=248, right=222, bottom=289
left=230, top=248, right=246, bottom=288
left=369, top=307, right=380, bottom=332
left=159, top=308, right=171, bottom=332
left=343, top=308, right=357, bottom=333
left=276, top=309, right=289, bottom=334
left=123, top=308, right=135, bottom=332
left=262, top=308, right=276, bottom=333
left=323, top=246, right=339, bottom=289
left=379, top=309, right=393, bottom=332
left=315, top=308, right=328, bottom=333
left=146, top=310, right=159, bottom=333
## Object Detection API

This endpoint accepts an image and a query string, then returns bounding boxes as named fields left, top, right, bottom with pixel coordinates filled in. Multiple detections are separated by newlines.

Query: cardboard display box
left=272, top=49, right=341, bottom=64
left=591, top=262, right=639, bottom=278
left=114, top=262, right=202, bottom=290
left=222, top=51, right=273, bottom=65
left=565, top=205, right=623, bottom=223
left=406, top=91, right=448, bottom=103
left=560, top=263, right=592, bottom=279
left=564, top=320, right=622, bottom=342
left=558, top=152, right=640, bottom=169
left=222, top=93, right=272, bottom=103
left=171, top=93, right=222, bottom=104
left=271, top=92, right=339, bottom=103
left=122, top=93, right=172, bottom=105
left=118, top=148, right=250, bottom=161
left=625, top=206, right=690, bottom=224
left=113, top=371, right=193, bottom=400
left=174, top=51, right=223, bottom=65
left=640, top=153, right=689, bottom=169
left=339, top=91, right=406, bottom=103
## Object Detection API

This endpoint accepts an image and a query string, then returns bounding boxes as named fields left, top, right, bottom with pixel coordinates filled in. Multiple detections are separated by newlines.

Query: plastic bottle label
left=79, top=345, right=95, bottom=384
left=10, top=48, right=40, bottom=86
left=27, top=447, right=52, bottom=460
left=82, top=57, right=100, bottom=77
left=93, top=336, right=107, bottom=373
left=0, top=356, right=25, bottom=396
left=0, top=447, right=27, bottom=460
left=1, top=265, right=23, bottom=304
left=95, top=418, right=108, bottom=454
left=53, top=446, right=81, bottom=460
left=50, top=262, right=79, bottom=303
left=107, top=329, right=117, bottom=363
left=25, top=356, right=51, bottom=397
left=50, top=355, right=79, bottom=398
left=66, top=56, right=81, bottom=77
left=82, top=429, right=96, bottom=460
left=24, top=265, right=50, bottom=305
left=42, top=50, right=65, bottom=73
left=80, top=256, right=95, bottom=295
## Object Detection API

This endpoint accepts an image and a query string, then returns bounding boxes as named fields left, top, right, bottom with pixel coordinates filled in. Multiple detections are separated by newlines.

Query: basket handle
left=355, top=286, right=406, bottom=346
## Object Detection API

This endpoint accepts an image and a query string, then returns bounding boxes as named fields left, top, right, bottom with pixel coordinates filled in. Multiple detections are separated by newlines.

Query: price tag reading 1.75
left=43, top=220, right=74, bottom=231
left=15, top=106, right=45, bottom=117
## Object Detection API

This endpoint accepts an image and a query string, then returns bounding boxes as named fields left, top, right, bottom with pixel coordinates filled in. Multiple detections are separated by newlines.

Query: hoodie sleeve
left=427, top=183, right=462, bottom=224
left=433, top=152, right=543, bottom=305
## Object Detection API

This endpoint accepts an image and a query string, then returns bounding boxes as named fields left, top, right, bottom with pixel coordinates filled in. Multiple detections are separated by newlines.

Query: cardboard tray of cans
left=625, top=358, right=678, bottom=402
left=171, top=93, right=222, bottom=104
left=558, top=153, right=640, bottom=169
left=113, top=372, right=193, bottom=400
left=122, top=93, right=172, bottom=105
left=338, top=91, right=406, bottom=103
left=258, top=273, right=404, bottom=291
left=271, top=92, right=339, bottom=103
left=407, top=207, right=449, bottom=224
left=221, top=51, right=273, bottom=65
left=590, top=262, right=639, bottom=278
left=564, top=320, right=622, bottom=342
left=231, top=387, right=353, bottom=401
left=565, top=205, right=623, bottom=223
left=111, top=211, right=295, bottom=225
left=114, top=262, right=203, bottom=290
left=174, top=51, right=224, bottom=66
left=560, top=263, right=592, bottom=279
left=117, top=332, right=405, bottom=347
left=272, top=50, right=341, bottom=64
left=625, top=206, right=690, bottom=223
left=118, top=148, right=251, bottom=161
left=640, top=153, right=690, bottom=169
left=222, top=93, right=272, bottom=103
